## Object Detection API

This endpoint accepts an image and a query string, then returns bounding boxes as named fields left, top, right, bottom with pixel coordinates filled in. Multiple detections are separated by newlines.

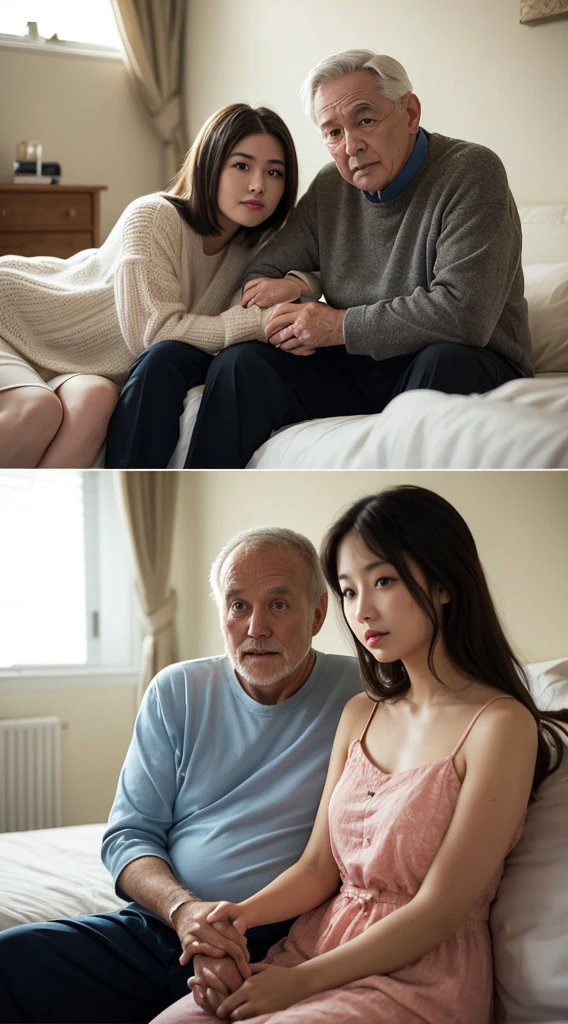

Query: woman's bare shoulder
left=341, top=691, right=377, bottom=734
left=467, top=695, right=538, bottom=753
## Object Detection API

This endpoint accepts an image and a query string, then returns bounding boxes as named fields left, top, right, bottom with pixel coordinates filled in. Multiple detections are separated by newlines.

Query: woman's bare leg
left=0, top=386, right=63, bottom=467
left=39, top=375, right=119, bottom=468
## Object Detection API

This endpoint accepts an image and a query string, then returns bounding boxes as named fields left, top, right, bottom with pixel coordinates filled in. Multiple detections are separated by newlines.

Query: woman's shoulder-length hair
left=162, top=103, right=298, bottom=247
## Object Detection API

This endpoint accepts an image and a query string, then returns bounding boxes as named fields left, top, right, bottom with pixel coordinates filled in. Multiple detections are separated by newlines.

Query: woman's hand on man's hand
left=215, top=963, right=310, bottom=1020
left=241, top=276, right=303, bottom=308
left=175, top=901, right=249, bottom=976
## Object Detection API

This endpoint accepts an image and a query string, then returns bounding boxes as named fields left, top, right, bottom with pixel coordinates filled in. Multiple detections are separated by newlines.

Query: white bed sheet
left=169, top=373, right=568, bottom=470
left=0, top=823, right=125, bottom=931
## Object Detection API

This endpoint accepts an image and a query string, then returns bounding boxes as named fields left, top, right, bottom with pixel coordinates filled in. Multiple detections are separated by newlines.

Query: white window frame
left=0, top=6, right=123, bottom=61
left=0, top=472, right=141, bottom=691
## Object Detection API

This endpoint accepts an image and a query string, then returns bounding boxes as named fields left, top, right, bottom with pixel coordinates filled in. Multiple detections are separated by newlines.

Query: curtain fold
left=111, top=0, right=188, bottom=182
left=118, top=471, right=179, bottom=705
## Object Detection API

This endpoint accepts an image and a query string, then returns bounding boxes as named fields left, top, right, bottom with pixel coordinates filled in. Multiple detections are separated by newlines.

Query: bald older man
left=181, top=49, right=530, bottom=467
left=0, top=527, right=360, bottom=1024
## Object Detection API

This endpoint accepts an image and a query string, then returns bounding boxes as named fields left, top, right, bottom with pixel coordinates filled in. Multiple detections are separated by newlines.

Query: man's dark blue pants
left=0, top=907, right=293, bottom=1023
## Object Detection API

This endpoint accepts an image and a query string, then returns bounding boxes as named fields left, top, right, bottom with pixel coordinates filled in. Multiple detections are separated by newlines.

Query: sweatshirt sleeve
left=113, top=200, right=275, bottom=356
left=243, top=183, right=321, bottom=284
left=286, top=270, right=322, bottom=300
left=101, top=679, right=180, bottom=897
left=344, top=153, right=524, bottom=359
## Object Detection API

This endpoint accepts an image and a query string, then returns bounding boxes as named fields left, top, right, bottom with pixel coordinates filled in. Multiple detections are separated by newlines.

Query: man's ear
left=405, top=93, right=421, bottom=136
left=312, top=590, right=328, bottom=636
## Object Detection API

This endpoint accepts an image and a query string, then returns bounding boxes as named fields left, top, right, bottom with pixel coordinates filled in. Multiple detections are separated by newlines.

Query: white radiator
left=0, top=716, right=62, bottom=832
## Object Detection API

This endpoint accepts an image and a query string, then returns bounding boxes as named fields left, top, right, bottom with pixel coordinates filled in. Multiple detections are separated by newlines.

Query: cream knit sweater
left=0, top=193, right=310, bottom=384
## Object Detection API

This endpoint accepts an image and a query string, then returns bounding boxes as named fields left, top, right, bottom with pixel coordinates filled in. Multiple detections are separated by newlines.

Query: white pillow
left=491, top=658, right=568, bottom=1024
left=523, top=263, right=568, bottom=374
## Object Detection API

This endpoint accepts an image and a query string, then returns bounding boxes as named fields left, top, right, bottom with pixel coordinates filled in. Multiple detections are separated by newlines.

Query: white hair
left=300, top=49, right=413, bottom=123
left=210, top=526, right=327, bottom=609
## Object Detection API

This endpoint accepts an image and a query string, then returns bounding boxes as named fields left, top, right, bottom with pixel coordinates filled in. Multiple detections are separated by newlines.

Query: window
left=0, top=0, right=122, bottom=57
left=0, top=470, right=138, bottom=676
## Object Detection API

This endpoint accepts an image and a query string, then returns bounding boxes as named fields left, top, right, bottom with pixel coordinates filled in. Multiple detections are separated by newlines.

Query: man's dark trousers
left=0, top=907, right=293, bottom=1023
left=183, top=339, right=524, bottom=468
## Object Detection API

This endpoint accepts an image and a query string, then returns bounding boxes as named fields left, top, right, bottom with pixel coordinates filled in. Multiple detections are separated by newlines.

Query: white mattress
left=0, top=823, right=125, bottom=930
left=249, top=373, right=568, bottom=469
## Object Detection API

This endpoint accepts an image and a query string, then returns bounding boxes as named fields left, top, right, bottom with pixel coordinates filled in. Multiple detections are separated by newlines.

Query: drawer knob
left=66, top=208, right=77, bottom=219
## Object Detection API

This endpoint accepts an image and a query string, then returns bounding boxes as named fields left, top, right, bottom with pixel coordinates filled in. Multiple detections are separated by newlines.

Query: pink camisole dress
left=158, top=695, right=522, bottom=1024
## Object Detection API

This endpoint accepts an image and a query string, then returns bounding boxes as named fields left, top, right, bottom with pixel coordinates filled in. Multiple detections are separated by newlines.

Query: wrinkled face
left=216, top=132, right=286, bottom=231
left=337, top=532, right=448, bottom=667
left=314, top=70, right=420, bottom=194
left=220, top=544, right=326, bottom=698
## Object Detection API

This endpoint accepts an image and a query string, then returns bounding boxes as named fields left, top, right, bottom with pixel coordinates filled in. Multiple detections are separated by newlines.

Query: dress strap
left=451, top=695, right=516, bottom=757
left=358, top=700, right=380, bottom=744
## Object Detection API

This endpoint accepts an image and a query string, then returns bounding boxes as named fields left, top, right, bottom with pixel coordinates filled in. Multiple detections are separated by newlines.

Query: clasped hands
left=241, top=276, right=346, bottom=356
left=177, top=900, right=306, bottom=1020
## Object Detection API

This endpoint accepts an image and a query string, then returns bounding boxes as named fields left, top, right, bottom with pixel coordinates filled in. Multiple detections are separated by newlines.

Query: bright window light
left=0, top=0, right=122, bottom=49
left=0, top=471, right=136, bottom=672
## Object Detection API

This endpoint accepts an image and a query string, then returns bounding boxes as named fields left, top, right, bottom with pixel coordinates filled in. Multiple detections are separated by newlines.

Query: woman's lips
left=364, top=631, right=388, bottom=647
left=242, top=201, right=264, bottom=210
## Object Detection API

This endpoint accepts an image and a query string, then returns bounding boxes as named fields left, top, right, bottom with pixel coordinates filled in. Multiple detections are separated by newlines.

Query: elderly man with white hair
left=181, top=49, right=531, bottom=467
left=0, top=527, right=360, bottom=1024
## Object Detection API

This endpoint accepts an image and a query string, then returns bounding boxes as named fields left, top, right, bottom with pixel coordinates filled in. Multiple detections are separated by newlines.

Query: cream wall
left=0, top=680, right=137, bottom=825
left=184, top=0, right=568, bottom=203
left=172, top=471, right=568, bottom=667
left=0, top=47, right=163, bottom=239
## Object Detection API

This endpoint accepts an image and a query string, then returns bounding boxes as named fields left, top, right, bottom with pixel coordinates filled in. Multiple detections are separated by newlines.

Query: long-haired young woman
left=151, top=485, right=567, bottom=1024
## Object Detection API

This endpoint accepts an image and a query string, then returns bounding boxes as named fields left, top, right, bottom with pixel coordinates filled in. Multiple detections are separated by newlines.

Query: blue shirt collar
left=363, top=127, right=428, bottom=204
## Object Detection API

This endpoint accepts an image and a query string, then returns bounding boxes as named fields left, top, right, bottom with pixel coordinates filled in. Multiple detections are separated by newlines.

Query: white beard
left=229, top=642, right=311, bottom=689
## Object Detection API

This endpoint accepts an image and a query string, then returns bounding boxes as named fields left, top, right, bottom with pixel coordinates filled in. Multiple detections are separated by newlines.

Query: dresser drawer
left=0, top=231, right=93, bottom=259
left=0, top=192, right=92, bottom=229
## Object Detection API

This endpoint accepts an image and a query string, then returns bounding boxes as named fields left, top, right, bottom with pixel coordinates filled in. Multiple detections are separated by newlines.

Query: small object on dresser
left=13, top=161, right=61, bottom=185
left=24, top=139, right=42, bottom=173
left=12, top=175, right=60, bottom=185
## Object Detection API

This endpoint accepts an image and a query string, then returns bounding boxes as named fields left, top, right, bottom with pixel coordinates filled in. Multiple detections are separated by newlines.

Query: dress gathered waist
left=339, top=882, right=490, bottom=922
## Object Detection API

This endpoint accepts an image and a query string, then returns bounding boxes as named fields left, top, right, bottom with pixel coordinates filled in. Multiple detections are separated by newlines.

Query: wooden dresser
left=0, top=184, right=107, bottom=258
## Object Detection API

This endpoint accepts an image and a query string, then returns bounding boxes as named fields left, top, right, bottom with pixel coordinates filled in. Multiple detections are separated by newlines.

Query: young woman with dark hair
left=0, top=104, right=309, bottom=468
left=150, top=485, right=567, bottom=1024
left=103, top=103, right=314, bottom=468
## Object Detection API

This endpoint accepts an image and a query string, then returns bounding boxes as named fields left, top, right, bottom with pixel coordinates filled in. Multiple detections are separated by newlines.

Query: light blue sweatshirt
left=102, top=652, right=361, bottom=908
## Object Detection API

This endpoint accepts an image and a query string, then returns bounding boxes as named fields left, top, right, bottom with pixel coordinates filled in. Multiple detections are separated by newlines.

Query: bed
left=1, top=659, right=566, bottom=1024
left=0, top=822, right=125, bottom=931
left=169, top=204, right=568, bottom=469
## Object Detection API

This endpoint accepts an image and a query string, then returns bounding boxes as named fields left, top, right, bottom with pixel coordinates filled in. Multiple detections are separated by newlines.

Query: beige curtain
left=119, top=472, right=179, bottom=704
left=111, top=0, right=188, bottom=182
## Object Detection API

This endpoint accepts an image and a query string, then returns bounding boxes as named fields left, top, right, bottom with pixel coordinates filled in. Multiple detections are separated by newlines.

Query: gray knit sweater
left=247, top=132, right=532, bottom=376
